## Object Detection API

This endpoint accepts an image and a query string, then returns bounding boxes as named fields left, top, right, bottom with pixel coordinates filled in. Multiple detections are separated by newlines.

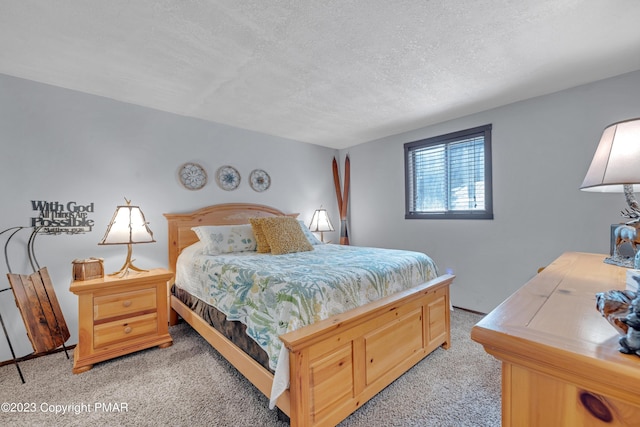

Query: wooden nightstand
left=69, top=268, right=174, bottom=374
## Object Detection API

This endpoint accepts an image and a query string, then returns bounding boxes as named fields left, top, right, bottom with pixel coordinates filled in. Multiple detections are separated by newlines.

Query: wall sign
left=31, top=200, right=95, bottom=235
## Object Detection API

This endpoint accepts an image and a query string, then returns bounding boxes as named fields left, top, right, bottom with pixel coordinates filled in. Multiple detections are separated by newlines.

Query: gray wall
left=3, top=69, right=639, bottom=362
left=343, top=70, right=640, bottom=313
left=0, top=74, right=339, bottom=360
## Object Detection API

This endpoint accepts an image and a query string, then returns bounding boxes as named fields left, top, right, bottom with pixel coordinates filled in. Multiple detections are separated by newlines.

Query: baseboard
left=452, top=306, right=487, bottom=316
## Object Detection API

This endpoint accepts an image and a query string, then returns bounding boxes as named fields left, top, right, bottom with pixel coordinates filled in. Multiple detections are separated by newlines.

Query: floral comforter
left=175, top=242, right=439, bottom=371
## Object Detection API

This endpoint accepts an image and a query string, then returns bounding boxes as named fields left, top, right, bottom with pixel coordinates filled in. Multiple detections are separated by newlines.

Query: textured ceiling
left=1, top=1, right=640, bottom=149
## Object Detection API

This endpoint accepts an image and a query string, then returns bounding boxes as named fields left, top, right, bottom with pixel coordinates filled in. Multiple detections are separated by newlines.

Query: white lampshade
left=309, top=208, right=334, bottom=243
left=99, top=204, right=155, bottom=245
left=99, top=200, right=155, bottom=276
left=309, top=208, right=334, bottom=233
left=581, top=118, right=640, bottom=192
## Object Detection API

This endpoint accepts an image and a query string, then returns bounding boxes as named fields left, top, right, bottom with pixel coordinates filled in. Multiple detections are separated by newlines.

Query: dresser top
left=472, top=252, right=640, bottom=390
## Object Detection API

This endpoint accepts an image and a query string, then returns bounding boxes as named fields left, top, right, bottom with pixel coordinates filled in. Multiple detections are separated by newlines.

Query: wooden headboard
left=163, top=203, right=293, bottom=272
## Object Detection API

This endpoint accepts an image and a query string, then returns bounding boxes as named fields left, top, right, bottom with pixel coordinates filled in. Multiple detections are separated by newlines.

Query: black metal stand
left=1, top=227, right=26, bottom=383
left=0, top=226, right=70, bottom=384
left=0, top=286, right=25, bottom=383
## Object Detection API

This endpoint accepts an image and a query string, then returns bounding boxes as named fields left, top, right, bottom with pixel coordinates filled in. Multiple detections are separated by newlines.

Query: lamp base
left=318, top=232, right=332, bottom=244
left=109, top=244, right=149, bottom=278
left=110, top=261, right=148, bottom=278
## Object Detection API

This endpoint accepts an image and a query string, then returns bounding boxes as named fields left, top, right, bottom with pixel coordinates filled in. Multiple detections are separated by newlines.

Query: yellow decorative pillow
left=258, top=216, right=314, bottom=255
left=249, top=218, right=271, bottom=253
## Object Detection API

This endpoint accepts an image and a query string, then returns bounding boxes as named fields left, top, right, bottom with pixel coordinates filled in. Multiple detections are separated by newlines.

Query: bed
left=165, top=203, right=453, bottom=427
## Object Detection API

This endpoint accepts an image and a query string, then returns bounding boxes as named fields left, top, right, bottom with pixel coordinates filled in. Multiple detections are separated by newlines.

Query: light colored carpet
left=0, top=309, right=500, bottom=426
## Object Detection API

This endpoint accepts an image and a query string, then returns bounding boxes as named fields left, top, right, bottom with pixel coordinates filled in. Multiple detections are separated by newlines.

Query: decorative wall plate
left=216, top=165, right=241, bottom=191
left=179, top=162, right=207, bottom=190
left=249, top=169, right=271, bottom=192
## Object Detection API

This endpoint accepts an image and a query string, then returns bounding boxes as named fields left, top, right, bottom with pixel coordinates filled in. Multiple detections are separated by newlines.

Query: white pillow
left=192, top=225, right=257, bottom=255
left=298, top=220, right=324, bottom=245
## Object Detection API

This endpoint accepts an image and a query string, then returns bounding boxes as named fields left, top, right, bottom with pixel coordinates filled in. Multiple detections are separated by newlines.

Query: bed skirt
left=172, top=285, right=272, bottom=372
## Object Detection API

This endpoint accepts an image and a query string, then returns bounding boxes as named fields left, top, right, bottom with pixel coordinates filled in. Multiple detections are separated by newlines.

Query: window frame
left=404, top=124, right=493, bottom=220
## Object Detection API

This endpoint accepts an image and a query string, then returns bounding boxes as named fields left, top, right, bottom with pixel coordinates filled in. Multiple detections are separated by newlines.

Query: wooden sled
left=7, top=267, right=70, bottom=354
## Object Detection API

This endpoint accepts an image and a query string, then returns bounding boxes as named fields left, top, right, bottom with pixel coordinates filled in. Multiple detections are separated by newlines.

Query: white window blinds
left=405, top=124, right=493, bottom=219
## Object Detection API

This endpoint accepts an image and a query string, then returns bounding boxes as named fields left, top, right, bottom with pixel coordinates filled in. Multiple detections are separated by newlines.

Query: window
left=404, top=124, right=493, bottom=219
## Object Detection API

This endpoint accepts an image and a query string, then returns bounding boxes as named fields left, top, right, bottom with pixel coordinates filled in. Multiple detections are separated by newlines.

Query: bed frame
left=164, top=203, right=453, bottom=427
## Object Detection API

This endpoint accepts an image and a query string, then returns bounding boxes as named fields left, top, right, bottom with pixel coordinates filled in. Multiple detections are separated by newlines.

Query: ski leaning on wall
left=332, top=155, right=350, bottom=245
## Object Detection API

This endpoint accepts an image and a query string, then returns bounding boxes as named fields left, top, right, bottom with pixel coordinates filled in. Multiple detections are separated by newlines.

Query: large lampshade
left=308, top=208, right=334, bottom=243
left=581, top=118, right=640, bottom=192
left=99, top=199, right=155, bottom=276
left=581, top=118, right=640, bottom=267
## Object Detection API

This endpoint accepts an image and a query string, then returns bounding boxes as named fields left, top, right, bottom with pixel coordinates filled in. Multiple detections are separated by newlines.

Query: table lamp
left=99, top=198, right=155, bottom=276
left=309, top=207, right=334, bottom=243
left=581, top=118, right=640, bottom=265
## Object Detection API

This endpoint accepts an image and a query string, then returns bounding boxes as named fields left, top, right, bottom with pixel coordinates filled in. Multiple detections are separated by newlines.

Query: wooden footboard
left=171, top=273, right=452, bottom=427
left=281, top=274, right=452, bottom=426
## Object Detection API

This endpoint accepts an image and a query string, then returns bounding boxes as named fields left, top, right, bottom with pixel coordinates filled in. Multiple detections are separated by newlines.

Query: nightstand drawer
left=94, top=288, right=157, bottom=321
left=93, top=312, right=158, bottom=348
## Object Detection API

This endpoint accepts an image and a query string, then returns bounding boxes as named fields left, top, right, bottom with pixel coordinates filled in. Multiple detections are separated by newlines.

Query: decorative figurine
left=614, top=225, right=639, bottom=257
left=606, top=223, right=640, bottom=267
left=596, top=289, right=635, bottom=335
left=604, top=188, right=640, bottom=267
left=619, top=296, right=640, bottom=356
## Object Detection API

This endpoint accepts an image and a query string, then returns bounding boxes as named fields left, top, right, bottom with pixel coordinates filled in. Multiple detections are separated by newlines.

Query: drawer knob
left=123, top=326, right=132, bottom=334
left=122, top=300, right=132, bottom=307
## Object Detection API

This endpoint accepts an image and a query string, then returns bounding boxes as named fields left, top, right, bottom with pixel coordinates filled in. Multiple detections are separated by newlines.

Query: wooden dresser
left=471, top=252, right=640, bottom=426
left=69, top=268, right=173, bottom=373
